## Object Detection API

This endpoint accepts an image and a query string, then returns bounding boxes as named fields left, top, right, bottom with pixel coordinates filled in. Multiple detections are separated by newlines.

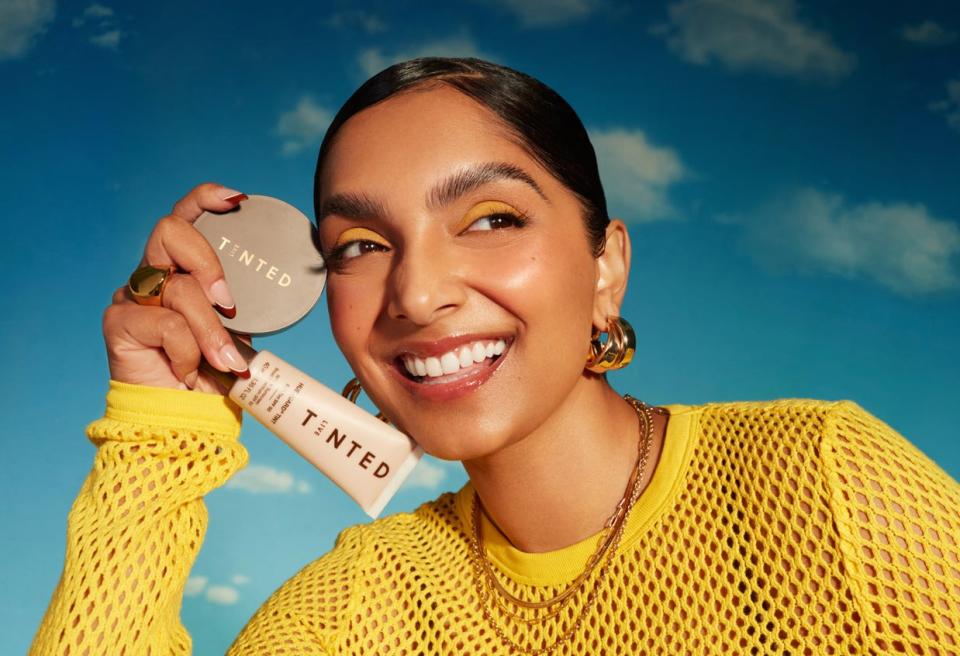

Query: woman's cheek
left=326, top=275, right=386, bottom=361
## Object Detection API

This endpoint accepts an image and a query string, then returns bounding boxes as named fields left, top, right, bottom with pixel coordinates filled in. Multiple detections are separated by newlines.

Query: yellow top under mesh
left=30, top=381, right=960, bottom=655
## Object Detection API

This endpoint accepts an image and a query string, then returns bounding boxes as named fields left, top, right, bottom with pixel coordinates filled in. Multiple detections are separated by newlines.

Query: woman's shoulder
left=672, top=396, right=880, bottom=431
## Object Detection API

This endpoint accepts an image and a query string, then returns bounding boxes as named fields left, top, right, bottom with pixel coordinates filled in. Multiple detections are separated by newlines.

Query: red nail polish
left=236, top=368, right=251, bottom=379
left=216, top=304, right=237, bottom=319
left=223, top=193, right=248, bottom=204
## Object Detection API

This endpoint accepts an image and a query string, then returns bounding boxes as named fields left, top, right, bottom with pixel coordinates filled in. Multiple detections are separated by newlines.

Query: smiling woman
left=30, top=58, right=960, bottom=655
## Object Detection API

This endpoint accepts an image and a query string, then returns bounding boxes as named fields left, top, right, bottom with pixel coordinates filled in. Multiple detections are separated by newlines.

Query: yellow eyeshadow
left=456, top=201, right=520, bottom=232
left=334, top=227, right=390, bottom=247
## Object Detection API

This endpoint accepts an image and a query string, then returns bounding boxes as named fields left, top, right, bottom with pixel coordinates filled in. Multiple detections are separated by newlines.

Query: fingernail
left=210, top=279, right=236, bottom=318
left=184, top=370, right=198, bottom=389
left=219, top=188, right=248, bottom=204
left=218, top=342, right=249, bottom=374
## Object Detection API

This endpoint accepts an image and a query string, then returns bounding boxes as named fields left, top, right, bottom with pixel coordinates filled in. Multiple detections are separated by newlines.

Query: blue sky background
left=2, top=0, right=958, bottom=653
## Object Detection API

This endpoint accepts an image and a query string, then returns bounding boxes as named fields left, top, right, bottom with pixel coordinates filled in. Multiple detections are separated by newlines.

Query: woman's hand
left=103, top=183, right=251, bottom=394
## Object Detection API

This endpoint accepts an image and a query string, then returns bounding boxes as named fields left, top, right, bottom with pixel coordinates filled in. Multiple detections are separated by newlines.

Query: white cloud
left=401, top=457, right=448, bottom=490
left=231, top=574, right=250, bottom=586
left=276, top=95, right=334, bottom=156
left=357, top=33, right=494, bottom=79
left=206, top=585, right=240, bottom=605
left=901, top=20, right=958, bottom=46
left=652, top=0, right=856, bottom=80
left=72, top=4, right=114, bottom=28
left=725, top=188, right=960, bottom=296
left=184, top=576, right=208, bottom=597
left=589, top=127, right=687, bottom=222
left=226, top=464, right=313, bottom=494
left=83, top=3, right=112, bottom=18
left=485, top=0, right=601, bottom=27
left=326, top=9, right=387, bottom=34
left=0, top=0, right=56, bottom=61
left=930, top=78, right=960, bottom=134
left=89, top=28, right=120, bottom=50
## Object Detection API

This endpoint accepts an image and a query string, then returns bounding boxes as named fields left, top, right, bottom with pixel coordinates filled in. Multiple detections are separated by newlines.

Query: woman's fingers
left=160, top=273, right=249, bottom=375
left=171, top=182, right=247, bottom=224
left=141, top=214, right=236, bottom=316
left=140, top=183, right=246, bottom=316
left=103, top=303, right=202, bottom=386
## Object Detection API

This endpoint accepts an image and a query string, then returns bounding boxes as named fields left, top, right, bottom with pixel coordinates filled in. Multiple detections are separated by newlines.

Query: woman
left=31, top=58, right=960, bottom=655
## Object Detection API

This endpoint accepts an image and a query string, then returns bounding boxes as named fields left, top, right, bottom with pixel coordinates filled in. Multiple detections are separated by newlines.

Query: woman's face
left=318, top=85, right=605, bottom=461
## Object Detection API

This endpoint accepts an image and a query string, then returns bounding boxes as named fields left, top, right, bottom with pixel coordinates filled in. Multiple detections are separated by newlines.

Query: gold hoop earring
left=585, top=315, right=636, bottom=373
left=341, top=377, right=391, bottom=423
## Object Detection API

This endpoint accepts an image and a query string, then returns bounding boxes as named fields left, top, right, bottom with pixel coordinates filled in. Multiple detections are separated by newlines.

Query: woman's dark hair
left=313, top=57, right=610, bottom=256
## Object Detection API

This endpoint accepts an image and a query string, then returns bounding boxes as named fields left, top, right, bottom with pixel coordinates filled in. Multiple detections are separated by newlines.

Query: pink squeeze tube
left=217, top=344, right=423, bottom=519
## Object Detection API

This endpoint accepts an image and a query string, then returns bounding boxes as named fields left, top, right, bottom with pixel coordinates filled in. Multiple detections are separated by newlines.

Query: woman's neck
left=461, top=376, right=668, bottom=553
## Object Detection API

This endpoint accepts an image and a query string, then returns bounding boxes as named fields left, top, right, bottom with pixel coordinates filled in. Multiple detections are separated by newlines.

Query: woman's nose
left=386, top=242, right=466, bottom=326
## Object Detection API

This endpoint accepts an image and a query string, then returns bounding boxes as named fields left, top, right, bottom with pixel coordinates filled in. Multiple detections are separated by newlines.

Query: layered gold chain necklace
left=468, top=395, right=662, bottom=655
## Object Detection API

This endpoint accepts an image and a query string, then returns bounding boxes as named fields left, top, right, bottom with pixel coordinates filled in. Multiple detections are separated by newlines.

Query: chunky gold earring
left=585, top=315, right=636, bottom=373
left=341, top=377, right=391, bottom=423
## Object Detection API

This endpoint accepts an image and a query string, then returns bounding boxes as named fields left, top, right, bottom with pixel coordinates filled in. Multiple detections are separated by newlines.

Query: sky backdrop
left=2, top=0, right=959, bottom=653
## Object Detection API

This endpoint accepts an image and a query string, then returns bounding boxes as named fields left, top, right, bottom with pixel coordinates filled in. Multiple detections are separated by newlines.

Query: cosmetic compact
left=194, top=195, right=326, bottom=335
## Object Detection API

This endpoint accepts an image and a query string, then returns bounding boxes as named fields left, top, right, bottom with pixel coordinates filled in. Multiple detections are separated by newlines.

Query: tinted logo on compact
left=216, top=235, right=293, bottom=287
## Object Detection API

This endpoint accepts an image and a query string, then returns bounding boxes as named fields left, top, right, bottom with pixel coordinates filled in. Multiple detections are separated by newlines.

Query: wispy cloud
left=901, top=20, right=958, bottom=47
left=483, top=0, right=601, bottom=27
left=652, top=0, right=856, bottom=81
left=400, top=457, right=449, bottom=490
left=72, top=3, right=113, bottom=25
left=184, top=576, right=208, bottom=597
left=357, top=33, right=494, bottom=79
left=226, top=464, right=314, bottom=494
left=89, top=28, right=120, bottom=50
left=276, top=96, right=334, bottom=156
left=186, top=575, right=245, bottom=605
left=73, top=4, right=123, bottom=51
left=0, top=0, right=55, bottom=61
left=206, top=585, right=240, bottom=605
left=326, top=9, right=388, bottom=34
left=589, top=128, right=687, bottom=222
left=722, top=188, right=960, bottom=296
left=930, top=78, right=960, bottom=134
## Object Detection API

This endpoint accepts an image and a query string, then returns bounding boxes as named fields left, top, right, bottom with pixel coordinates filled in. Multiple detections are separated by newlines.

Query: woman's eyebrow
left=426, top=161, right=550, bottom=210
left=318, top=161, right=549, bottom=223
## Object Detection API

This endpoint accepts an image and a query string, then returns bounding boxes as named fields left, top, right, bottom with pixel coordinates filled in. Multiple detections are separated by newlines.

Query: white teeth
left=401, top=338, right=510, bottom=379
left=425, top=357, right=443, bottom=377
left=472, top=342, right=486, bottom=363
left=440, top=352, right=460, bottom=374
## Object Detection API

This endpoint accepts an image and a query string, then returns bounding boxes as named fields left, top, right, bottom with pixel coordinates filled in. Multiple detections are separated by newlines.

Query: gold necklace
left=468, top=395, right=660, bottom=655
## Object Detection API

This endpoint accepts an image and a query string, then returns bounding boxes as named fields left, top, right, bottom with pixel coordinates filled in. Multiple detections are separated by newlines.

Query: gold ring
left=128, top=264, right=176, bottom=306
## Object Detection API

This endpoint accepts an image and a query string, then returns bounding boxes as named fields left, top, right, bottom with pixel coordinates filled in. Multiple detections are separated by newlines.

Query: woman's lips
left=389, top=338, right=512, bottom=401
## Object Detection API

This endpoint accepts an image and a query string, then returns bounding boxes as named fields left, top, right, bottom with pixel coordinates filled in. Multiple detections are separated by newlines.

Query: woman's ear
left=592, top=219, right=631, bottom=330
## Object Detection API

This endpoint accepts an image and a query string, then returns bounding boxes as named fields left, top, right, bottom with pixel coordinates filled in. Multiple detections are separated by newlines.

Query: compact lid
left=194, top=195, right=325, bottom=335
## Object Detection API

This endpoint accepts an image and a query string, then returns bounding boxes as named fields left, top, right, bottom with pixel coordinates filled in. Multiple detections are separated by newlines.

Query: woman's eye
left=333, top=239, right=390, bottom=262
left=465, top=213, right=526, bottom=232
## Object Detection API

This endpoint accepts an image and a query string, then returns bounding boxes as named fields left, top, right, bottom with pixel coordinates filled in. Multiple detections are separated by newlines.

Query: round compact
left=194, top=195, right=326, bottom=335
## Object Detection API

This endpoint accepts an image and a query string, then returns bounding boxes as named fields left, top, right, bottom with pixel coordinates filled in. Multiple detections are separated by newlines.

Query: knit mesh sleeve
left=227, top=524, right=367, bottom=655
left=29, top=381, right=248, bottom=656
left=822, top=401, right=960, bottom=655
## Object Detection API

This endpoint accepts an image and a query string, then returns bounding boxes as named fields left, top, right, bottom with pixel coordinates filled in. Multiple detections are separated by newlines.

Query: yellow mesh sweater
left=31, top=381, right=960, bottom=655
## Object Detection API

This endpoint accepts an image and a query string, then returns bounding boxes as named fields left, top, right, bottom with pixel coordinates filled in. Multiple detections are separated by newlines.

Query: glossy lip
left=387, top=338, right=512, bottom=402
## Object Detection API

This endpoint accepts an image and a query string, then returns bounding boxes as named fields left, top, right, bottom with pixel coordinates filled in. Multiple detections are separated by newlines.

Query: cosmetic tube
left=207, top=341, right=423, bottom=519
